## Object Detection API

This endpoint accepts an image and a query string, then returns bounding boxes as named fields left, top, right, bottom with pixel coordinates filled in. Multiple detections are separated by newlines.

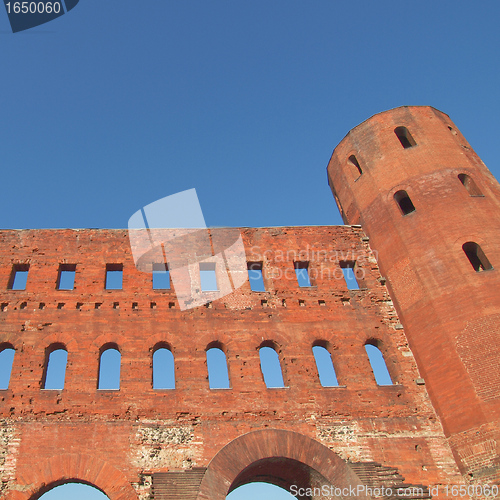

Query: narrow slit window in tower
left=458, top=174, right=483, bottom=197
left=462, top=242, right=492, bottom=272
left=348, top=155, right=362, bottom=179
left=394, top=126, right=416, bottom=148
left=394, top=190, right=416, bottom=215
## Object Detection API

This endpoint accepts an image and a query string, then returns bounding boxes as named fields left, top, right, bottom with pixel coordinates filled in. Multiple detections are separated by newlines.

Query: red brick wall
left=0, top=226, right=464, bottom=498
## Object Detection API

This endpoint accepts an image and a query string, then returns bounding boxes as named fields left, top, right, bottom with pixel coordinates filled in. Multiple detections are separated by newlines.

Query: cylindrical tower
left=327, top=106, right=500, bottom=482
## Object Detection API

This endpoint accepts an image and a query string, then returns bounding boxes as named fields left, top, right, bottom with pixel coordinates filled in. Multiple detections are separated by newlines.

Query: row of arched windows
left=0, top=341, right=394, bottom=391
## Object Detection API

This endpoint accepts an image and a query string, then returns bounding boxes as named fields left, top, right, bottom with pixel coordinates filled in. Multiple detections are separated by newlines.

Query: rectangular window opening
left=152, top=263, right=170, bottom=290
left=340, top=262, right=360, bottom=290
left=57, top=264, right=76, bottom=290
left=105, top=264, right=123, bottom=290
left=200, top=262, right=217, bottom=291
left=248, top=262, right=265, bottom=292
left=294, top=261, right=311, bottom=287
left=9, top=264, right=29, bottom=290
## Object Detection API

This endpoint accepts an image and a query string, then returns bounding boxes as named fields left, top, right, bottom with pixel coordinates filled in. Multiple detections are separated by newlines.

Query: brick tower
left=327, top=106, right=500, bottom=483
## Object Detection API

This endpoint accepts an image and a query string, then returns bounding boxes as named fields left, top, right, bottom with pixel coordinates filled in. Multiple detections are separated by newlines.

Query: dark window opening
left=394, top=190, right=416, bottom=215
left=458, top=174, right=483, bottom=197
left=206, top=343, right=230, bottom=389
left=248, top=262, right=265, bottom=292
left=8, top=264, right=29, bottom=290
left=394, top=126, right=416, bottom=148
left=153, top=345, right=175, bottom=389
left=294, top=261, right=311, bottom=287
left=105, top=264, right=123, bottom=290
left=153, top=263, right=170, bottom=290
left=348, top=155, right=362, bottom=179
left=463, top=242, right=493, bottom=272
left=365, top=341, right=393, bottom=385
left=200, top=262, right=217, bottom=291
left=57, top=264, right=76, bottom=290
left=98, top=344, right=121, bottom=390
left=42, top=345, right=68, bottom=390
left=312, top=344, right=339, bottom=387
left=259, top=343, right=285, bottom=388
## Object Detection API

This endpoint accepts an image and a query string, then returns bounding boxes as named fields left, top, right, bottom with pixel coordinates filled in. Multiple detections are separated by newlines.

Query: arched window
left=394, top=126, right=416, bottom=148
left=462, top=242, right=493, bottom=272
left=259, top=344, right=285, bottom=388
left=227, top=482, right=296, bottom=499
left=458, top=174, right=483, bottom=197
left=0, top=344, right=15, bottom=390
left=206, top=343, right=230, bottom=389
left=42, top=344, right=68, bottom=390
left=153, top=345, right=175, bottom=389
left=394, top=190, right=416, bottom=215
left=312, top=343, right=339, bottom=387
left=365, top=342, right=393, bottom=385
left=348, top=155, right=362, bottom=180
left=37, top=482, right=110, bottom=499
left=98, top=344, right=121, bottom=390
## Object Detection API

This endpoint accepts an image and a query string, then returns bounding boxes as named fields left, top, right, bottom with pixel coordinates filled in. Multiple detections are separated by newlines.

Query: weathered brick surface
left=0, top=225, right=465, bottom=499
left=327, top=105, right=500, bottom=487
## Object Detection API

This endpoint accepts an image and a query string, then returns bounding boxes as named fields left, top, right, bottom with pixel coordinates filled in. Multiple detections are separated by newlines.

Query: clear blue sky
left=0, top=2, right=499, bottom=230
left=2, top=2, right=499, bottom=499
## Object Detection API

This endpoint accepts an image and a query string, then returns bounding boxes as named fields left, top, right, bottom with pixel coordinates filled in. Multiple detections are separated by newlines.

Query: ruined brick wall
left=327, top=105, right=500, bottom=485
left=0, top=226, right=465, bottom=499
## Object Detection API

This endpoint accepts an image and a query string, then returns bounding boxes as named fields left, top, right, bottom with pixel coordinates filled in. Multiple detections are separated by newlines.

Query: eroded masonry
left=1, top=106, right=500, bottom=500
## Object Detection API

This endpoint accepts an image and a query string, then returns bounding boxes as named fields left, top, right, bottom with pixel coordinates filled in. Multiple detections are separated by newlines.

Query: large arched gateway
left=198, top=429, right=371, bottom=500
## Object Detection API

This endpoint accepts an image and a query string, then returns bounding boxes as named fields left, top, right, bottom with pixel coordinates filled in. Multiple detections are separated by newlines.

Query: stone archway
left=196, top=429, right=372, bottom=500
left=6, top=453, right=138, bottom=500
